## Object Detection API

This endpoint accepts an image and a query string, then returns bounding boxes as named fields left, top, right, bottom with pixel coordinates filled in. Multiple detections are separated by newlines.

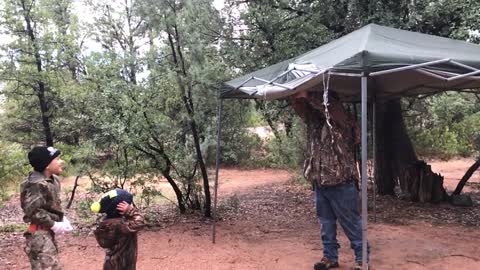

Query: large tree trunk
left=375, top=100, right=398, bottom=195
left=36, top=84, right=54, bottom=146
left=375, top=99, right=447, bottom=202
left=22, top=0, right=54, bottom=146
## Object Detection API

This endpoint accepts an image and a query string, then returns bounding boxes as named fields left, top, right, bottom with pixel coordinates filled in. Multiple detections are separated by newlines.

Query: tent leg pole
left=372, top=101, right=377, bottom=223
left=212, top=98, right=223, bottom=244
left=361, top=76, right=369, bottom=270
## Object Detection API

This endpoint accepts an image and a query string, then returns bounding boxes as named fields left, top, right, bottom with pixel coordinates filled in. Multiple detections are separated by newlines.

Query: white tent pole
left=212, top=98, right=223, bottom=244
left=449, top=60, right=479, bottom=71
left=329, top=71, right=364, bottom=77
left=361, top=76, right=369, bottom=270
left=233, top=76, right=254, bottom=90
left=415, top=69, right=449, bottom=80
left=447, top=69, right=480, bottom=81
left=252, top=77, right=293, bottom=90
left=370, top=58, right=450, bottom=76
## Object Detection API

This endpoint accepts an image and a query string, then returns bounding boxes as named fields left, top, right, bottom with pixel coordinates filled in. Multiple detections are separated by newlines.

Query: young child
left=91, top=189, right=145, bottom=270
left=21, top=146, right=73, bottom=270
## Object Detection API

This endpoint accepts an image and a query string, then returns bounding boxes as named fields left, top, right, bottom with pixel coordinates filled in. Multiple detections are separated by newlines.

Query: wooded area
left=1, top=0, right=479, bottom=213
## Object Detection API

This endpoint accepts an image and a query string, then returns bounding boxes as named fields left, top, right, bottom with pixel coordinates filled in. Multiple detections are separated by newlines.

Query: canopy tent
left=221, top=23, right=480, bottom=101
left=212, top=23, right=480, bottom=270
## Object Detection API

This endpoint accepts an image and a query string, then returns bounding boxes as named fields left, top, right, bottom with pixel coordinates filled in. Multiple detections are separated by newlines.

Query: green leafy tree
left=0, top=0, right=82, bottom=146
left=0, top=141, right=29, bottom=201
left=80, top=0, right=246, bottom=216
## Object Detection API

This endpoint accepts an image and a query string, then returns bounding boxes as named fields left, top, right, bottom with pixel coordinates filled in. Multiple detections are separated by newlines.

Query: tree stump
left=398, top=160, right=447, bottom=203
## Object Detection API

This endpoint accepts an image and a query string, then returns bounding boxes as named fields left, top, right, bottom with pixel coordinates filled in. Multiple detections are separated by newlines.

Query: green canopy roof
left=222, top=24, right=480, bottom=100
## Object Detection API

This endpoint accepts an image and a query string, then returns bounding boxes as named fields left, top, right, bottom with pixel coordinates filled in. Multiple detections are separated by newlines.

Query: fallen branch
left=66, top=175, right=80, bottom=209
left=405, top=259, right=425, bottom=266
left=453, top=157, right=480, bottom=195
left=448, top=254, right=480, bottom=262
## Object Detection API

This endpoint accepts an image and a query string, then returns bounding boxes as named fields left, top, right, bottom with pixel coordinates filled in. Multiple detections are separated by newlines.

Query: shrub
left=0, top=142, right=29, bottom=201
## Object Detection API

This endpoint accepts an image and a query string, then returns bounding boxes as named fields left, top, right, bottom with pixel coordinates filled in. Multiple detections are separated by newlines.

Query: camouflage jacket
left=94, top=207, right=145, bottom=270
left=294, top=96, right=360, bottom=187
left=20, top=171, right=63, bottom=228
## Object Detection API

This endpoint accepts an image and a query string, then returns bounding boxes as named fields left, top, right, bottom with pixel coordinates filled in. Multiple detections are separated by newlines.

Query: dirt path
left=1, top=160, right=480, bottom=270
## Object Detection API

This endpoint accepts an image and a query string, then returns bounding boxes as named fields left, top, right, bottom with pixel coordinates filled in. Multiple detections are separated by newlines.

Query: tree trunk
left=162, top=170, right=186, bottom=213
left=254, top=100, right=283, bottom=142
left=375, top=99, right=447, bottom=202
left=134, top=144, right=187, bottom=213
left=36, top=84, right=54, bottom=146
left=374, top=100, right=397, bottom=195
left=166, top=23, right=211, bottom=217
left=21, top=0, right=54, bottom=146
left=189, top=119, right=212, bottom=217
left=398, top=160, right=447, bottom=203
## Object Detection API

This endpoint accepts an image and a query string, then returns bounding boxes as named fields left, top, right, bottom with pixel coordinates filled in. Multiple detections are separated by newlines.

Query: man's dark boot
left=313, top=257, right=339, bottom=270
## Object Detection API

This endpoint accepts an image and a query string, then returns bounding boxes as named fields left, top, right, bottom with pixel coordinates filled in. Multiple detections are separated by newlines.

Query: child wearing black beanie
left=21, top=146, right=73, bottom=270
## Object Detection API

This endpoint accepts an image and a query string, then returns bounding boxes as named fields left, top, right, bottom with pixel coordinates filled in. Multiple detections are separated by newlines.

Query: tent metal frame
left=212, top=59, right=480, bottom=270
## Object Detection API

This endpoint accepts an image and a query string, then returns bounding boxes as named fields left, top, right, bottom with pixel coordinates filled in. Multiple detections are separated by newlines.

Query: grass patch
left=0, top=223, right=27, bottom=233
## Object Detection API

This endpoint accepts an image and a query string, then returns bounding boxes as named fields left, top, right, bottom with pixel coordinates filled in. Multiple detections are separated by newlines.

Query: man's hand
left=288, top=90, right=311, bottom=121
left=117, top=201, right=131, bottom=215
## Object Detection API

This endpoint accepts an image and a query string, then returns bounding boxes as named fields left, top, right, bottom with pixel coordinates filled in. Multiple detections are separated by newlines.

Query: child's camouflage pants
left=24, top=231, right=61, bottom=270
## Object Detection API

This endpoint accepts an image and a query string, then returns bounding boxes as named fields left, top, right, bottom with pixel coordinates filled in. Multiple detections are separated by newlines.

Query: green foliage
left=413, top=127, right=461, bottom=159
left=77, top=0, right=249, bottom=214
left=264, top=136, right=301, bottom=168
left=227, top=114, right=305, bottom=169
left=263, top=119, right=305, bottom=169
left=0, top=223, right=27, bottom=233
left=53, top=142, right=92, bottom=175
left=0, top=142, right=29, bottom=201
left=224, top=132, right=263, bottom=167
left=77, top=198, right=95, bottom=219
left=406, top=93, right=480, bottom=159
left=0, top=0, right=82, bottom=146
left=130, top=176, right=162, bottom=207
left=86, top=146, right=151, bottom=192
left=245, top=109, right=267, bottom=127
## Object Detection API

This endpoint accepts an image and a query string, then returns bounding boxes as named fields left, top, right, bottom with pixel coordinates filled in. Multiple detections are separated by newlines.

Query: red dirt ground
left=1, top=159, right=479, bottom=270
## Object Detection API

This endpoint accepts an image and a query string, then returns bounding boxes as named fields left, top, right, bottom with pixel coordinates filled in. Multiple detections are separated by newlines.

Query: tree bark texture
left=374, top=99, right=447, bottom=202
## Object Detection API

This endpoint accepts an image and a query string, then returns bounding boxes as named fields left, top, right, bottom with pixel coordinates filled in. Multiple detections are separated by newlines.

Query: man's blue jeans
left=314, top=181, right=369, bottom=264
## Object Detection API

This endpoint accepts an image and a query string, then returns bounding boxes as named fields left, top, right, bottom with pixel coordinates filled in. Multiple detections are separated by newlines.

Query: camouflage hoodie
left=20, top=171, right=63, bottom=228
left=94, top=206, right=145, bottom=270
left=292, top=95, right=360, bottom=187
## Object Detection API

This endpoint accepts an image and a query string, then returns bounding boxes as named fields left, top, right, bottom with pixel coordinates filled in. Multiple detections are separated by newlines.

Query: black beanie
left=96, top=189, right=134, bottom=218
left=28, top=146, right=61, bottom=172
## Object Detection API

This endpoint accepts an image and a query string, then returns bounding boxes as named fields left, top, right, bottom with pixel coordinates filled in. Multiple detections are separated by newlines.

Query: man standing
left=289, top=90, right=369, bottom=270
left=21, top=146, right=73, bottom=269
